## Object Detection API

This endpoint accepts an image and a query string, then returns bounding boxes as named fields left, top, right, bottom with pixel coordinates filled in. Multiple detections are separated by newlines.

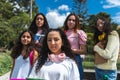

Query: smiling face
left=67, top=15, right=76, bottom=30
left=47, top=31, right=63, bottom=55
left=21, top=32, right=32, bottom=46
left=35, top=14, right=44, bottom=29
left=97, top=19, right=105, bottom=32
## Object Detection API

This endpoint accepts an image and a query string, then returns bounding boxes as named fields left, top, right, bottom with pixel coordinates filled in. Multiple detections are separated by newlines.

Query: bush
left=0, top=51, right=12, bottom=76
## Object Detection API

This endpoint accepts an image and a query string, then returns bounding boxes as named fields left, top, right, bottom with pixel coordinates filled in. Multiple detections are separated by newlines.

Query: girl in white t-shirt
left=29, top=28, right=80, bottom=80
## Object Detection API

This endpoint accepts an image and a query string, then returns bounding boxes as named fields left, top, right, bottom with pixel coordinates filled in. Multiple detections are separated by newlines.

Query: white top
left=11, top=55, right=31, bottom=78
left=29, top=57, right=80, bottom=80
left=94, top=30, right=119, bottom=70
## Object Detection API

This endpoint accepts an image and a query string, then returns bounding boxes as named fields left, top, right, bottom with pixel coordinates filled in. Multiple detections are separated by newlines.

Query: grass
left=0, top=50, right=12, bottom=76
left=83, top=61, right=94, bottom=69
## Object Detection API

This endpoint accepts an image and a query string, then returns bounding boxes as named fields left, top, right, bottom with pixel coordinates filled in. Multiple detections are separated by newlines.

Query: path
left=0, top=71, right=10, bottom=80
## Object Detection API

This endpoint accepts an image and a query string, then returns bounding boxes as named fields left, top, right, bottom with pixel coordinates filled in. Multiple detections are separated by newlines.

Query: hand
left=71, top=48, right=78, bottom=53
left=96, top=42, right=104, bottom=49
left=72, top=48, right=77, bottom=51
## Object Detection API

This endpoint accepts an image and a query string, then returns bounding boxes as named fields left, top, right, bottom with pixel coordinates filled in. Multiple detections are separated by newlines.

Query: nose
left=51, top=40, right=55, bottom=44
left=99, top=24, right=103, bottom=27
left=38, top=19, right=41, bottom=21
left=24, top=37, right=27, bottom=40
left=70, top=20, right=73, bottom=23
left=24, top=36, right=28, bottom=39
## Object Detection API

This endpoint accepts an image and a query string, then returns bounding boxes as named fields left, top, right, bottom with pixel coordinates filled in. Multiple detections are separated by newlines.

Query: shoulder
left=77, top=30, right=87, bottom=41
left=34, top=49, right=39, bottom=55
left=64, top=57, right=76, bottom=64
left=77, top=30, right=86, bottom=34
left=63, top=58, right=78, bottom=69
left=31, top=49, right=39, bottom=58
left=77, top=30, right=87, bottom=37
left=110, top=30, right=119, bottom=37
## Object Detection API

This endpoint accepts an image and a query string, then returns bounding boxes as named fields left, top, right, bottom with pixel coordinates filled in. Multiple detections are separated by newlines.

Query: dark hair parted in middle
left=35, top=28, right=76, bottom=73
left=29, top=13, right=49, bottom=34
left=63, top=13, right=80, bottom=32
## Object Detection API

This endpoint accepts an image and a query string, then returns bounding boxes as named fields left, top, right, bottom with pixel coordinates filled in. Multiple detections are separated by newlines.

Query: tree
left=72, top=0, right=88, bottom=26
left=0, top=0, right=15, bottom=19
left=87, top=12, right=119, bottom=32
left=96, top=12, right=111, bottom=22
left=0, top=0, right=38, bottom=49
left=87, top=15, right=97, bottom=33
left=9, top=0, right=38, bottom=18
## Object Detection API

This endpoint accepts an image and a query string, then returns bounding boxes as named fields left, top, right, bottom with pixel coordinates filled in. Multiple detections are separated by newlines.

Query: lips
left=51, top=46, right=56, bottom=50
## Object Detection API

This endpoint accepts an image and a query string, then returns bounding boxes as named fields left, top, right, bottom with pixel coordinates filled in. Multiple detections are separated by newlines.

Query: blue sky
left=35, top=0, right=120, bottom=28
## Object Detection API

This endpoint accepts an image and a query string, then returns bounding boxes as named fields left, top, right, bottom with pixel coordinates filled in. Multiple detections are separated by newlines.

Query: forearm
left=94, top=35, right=118, bottom=59
left=72, top=45, right=87, bottom=54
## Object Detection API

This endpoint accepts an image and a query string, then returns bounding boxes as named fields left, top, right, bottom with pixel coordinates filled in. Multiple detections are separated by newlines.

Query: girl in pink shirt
left=63, top=13, right=87, bottom=80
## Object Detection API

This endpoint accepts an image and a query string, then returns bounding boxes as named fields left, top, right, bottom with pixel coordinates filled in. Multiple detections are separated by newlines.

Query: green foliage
left=0, top=19, right=14, bottom=47
left=88, top=12, right=119, bottom=31
left=83, top=54, right=94, bottom=69
left=96, top=12, right=111, bottom=22
left=86, top=33, right=94, bottom=55
left=72, top=0, right=88, bottom=26
left=0, top=0, right=38, bottom=49
left=83, top=61, right=94, bottom=69
left=0, top=0, right=15, bottom=19
left=0, top=51, right=12, bottom=76
left=9, top=0, right=38, bottom=14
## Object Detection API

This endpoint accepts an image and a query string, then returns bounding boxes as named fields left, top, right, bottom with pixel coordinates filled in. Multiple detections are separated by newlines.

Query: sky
left=35, top=0, right=120, bottom=28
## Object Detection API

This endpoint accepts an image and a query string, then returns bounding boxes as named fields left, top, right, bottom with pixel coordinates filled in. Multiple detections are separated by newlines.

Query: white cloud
left=112, top=12, right=120, bottom=24
left=46, top=10, right=70, bottom=28
left=58, top=4, right=69, bottom=11
left=45, top=5, right=70, bottom=28
left=102, top=0, right=120, bottom=8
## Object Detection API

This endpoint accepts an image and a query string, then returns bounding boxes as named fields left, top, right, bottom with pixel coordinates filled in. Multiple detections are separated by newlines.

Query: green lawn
left=0, top=51, right=12, bottom=76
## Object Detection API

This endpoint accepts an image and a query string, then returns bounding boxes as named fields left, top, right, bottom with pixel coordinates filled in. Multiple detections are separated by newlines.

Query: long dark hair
left=29, top=13, right=49, bottom=35
left=10, top=30, right=35, bottom=59
left=35, top=28, right=76, bottom=73
left=63, top=13, right=80, bottom=33
left=93, top=17, right=112, bottom=46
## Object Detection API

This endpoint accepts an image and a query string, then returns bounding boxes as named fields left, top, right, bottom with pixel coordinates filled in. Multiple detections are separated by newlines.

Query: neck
left=38, top=27, right=42, bottom=31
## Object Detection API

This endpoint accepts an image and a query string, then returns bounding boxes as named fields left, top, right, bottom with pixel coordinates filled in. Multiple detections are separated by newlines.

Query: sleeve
left=69, top=60, right=80, bottom=80
left=77, top=30, right=87, bottom=45
left=94, top=34, right=119, bottom=59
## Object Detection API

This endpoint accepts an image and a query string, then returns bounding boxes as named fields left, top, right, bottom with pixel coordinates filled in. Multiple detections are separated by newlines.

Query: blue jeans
left=75, top=55, right=83, bottom=80
left=95, top=67, right=117, bottom=80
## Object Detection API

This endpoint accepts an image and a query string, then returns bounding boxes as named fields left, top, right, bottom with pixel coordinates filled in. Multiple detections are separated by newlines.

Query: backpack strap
left=28, top=50, right=34, bottom=77
left=29, top=49, right=34, bottom=66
